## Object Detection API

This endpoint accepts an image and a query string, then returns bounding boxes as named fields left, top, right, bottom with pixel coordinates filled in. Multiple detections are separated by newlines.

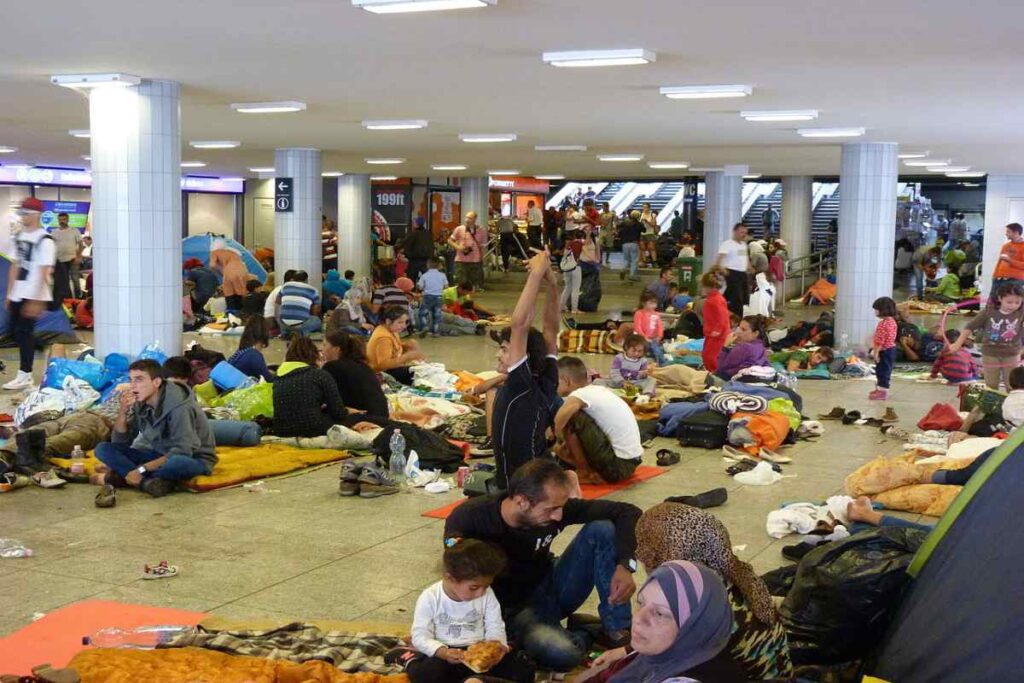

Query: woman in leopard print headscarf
left=636, top=502, right=793, bottom=681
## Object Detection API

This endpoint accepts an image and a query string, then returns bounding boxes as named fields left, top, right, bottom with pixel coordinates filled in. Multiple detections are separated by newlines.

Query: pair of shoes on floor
left=723, top=444, right=791, bottom=465
left=868, top=388, right=891, bottom=401
left=340, top=460, right=400, bottom=498
left=655, top=449, right=681, bottom=466
left=664, top=487, right=728, bottom=509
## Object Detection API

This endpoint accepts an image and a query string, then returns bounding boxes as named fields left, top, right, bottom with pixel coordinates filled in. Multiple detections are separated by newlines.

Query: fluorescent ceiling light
left=960, top=182, right=980, bottom=187
left=190, top=140, right=240, bottom=149
left=81, top=155, right=91, bottom=161
left=535, top=145, right=587, bottom=152
left=741, top=109, right=818, bottom=122
left=180, top=161, right=207, bottom=168
left=432, top=164, right=468, bottom=171
left=68, top=129, right=90, bottom=138
left=898, top=151, right=929, bottom=159
left=51, top=73, right=140, bottom=88
left=488, top=170, right=520, bottom=176
left=947, top=172, right=986, bottom=178
left=534, top=175, right=565, bottom=180
left=362, top=119, right=428, bottom=130
left=370, top=175, right=398, bottom=181
left=904, top=159, right=950, bottom=167
left=4, top=165, right=31, bottom=170
left=230, top=101, right=306, bottom=114
left=542, top=48, right=655, bottom=68
left=598, top=154, right=644, bottom=162
left=353, top=0, right=496, bottom=14
left=690, top=167, right=724, bottom=172
left=249, top=167, right=275, bottom=173
left=365, top=158, right=405, bottom=164
left=221, top=177, right=246, bottom=182
left=460, top=133, right=516, bottom=143
left=744, top=174, right=762, bottom=179
left=797, top=127, right=866, bottom=138
left=647, top=161, right=689, bottom=169
left=0, top=147, right=17, bottom=154
left=322, top=171, right=345, bottom=177
left=923, top=162, right=955, bottom=169
left=660, top=85, right=752, bottom=100
left=932, top=166, right=970, bottom=173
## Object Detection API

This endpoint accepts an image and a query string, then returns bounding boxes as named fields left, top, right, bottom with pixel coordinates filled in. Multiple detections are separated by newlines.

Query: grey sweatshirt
left=112, top=381, right=217, bottom=470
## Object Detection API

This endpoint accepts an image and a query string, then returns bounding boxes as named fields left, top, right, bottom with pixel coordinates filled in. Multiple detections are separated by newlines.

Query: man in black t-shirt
left=491, top=248, right=561, bottom=490
left=445, top=460, right=640, bottom=670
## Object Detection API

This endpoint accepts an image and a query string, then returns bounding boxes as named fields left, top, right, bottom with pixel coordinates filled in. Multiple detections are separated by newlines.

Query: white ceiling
left=1, top=0, right=1022, bottom=179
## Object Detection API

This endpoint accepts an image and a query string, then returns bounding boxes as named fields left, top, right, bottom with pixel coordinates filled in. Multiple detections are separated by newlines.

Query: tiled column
left=980, top=175, right=1024, bottom=299
left=461, top=176, right=489, bottom=227
left=337, top=174, right=372, bottom=280
left=90, top=79, right=181, bottom=358
left=274, top=148, right=322, bottom=284
left=835, top=142, right=899, bottom=348
left=780, top=176, right=813, bottom=259
left=702, top=170, right=743, bottom=269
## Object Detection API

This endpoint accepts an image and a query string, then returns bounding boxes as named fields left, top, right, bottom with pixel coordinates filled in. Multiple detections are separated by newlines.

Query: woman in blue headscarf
left=578, top=560, right=748, bottom=683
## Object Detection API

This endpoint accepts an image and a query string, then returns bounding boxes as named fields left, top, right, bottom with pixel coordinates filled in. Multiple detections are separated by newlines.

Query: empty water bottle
left=839, top=333, right=849, bottom=354
left=389, top=428, right=407, bottom=486
left=82, top=625, right=195, bottom=649
left=70, top=445, right=86, bottom=475
left=0, top=539, right=33, bottom=558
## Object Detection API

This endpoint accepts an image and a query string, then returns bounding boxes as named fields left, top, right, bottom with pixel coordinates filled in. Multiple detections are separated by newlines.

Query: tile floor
left=0, top=266, right=957, bottom=637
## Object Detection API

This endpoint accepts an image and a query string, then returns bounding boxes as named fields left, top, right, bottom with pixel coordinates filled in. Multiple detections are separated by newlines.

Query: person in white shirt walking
left=526, top=200, right=544, bottom=250
left=715, top=223, right=751, bottom=318
left=5, top=198, right=56, bottom=390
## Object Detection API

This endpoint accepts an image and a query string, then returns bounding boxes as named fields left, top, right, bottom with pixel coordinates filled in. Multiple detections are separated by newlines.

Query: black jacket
left=403, top=228, right=435, bottom=260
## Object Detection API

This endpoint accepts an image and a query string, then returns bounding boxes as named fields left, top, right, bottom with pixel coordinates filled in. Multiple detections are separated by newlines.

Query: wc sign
left=275, top=177, right=293, bottom=213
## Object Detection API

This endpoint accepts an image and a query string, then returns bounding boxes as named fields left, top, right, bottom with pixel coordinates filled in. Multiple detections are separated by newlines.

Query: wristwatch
left=136, top=466, right=147, bottom=475
left=622, top=558, right=638, bottom=573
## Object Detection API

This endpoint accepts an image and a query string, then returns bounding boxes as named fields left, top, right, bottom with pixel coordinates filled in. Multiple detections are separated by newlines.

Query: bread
left=463, top=640, right=505, bottom=673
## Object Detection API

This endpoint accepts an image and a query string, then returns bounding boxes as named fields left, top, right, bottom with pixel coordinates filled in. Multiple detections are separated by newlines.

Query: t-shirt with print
left=10, top=229, right=55, bottom=303
left=717, top=239, right=749, bottom=272
left=411, top=581, right=506, bottom=656
left=278, top=281, right=320, bottom=325
left=490, top=355, right=559, bottom=490
left=966, top=307, right=1024, bottom=357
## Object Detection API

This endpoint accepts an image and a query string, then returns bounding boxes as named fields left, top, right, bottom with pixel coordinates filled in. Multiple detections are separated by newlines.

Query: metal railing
left=782, top=248, right=836, bottom=303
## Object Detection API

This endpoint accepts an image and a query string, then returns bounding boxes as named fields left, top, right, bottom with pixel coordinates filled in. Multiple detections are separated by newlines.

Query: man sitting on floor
left=444, top=459, right=640, bottom=671
left=95, top=359, right=216, bottom=497
left=554, top=356, right=643, bottom=484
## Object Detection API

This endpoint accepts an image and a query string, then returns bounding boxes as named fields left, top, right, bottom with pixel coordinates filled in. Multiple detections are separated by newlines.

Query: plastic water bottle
left=839, top=333, right=849, bottom=354
left=388, top=428, right=407, bottom=486
left=70, top=445, right=86, bottom=475
left=82, top=625, right=195, bottom=649
left=0, top=539, right=33, bottom=558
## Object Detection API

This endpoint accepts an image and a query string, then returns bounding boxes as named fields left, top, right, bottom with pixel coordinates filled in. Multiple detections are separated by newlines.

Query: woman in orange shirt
left=366, top=305, right=424, bottom=385
left=700, top=270, right=731, bottom=373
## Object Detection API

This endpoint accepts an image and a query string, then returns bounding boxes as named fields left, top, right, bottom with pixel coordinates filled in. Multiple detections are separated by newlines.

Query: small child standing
left=949, top=282, right=1024, bottom=390
left=700, top=269, right=731, bottom=373
left=599, top=333, right=657, bottom=396
left=417, top=257, right=449, bottom=337
left=930, top=329, right=979, bottom=383
left=870, top=296, right=898, bottom=400
left=633, top=291, right=666, bottom=366
left=393, top=539, right=534, bottom=683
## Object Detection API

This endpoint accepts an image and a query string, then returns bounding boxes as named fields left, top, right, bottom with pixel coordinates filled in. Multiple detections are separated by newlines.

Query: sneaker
left=357, top=465, right=399, bottom=498
left=339, top=461, right=363, bottom=497
left=142, top=560, right=179, bottom=580
left=31, top=469, right=66, bottom=489
left=868, top=389, right=889, bottom=401
left=141, top=477, right=174, bottom=498
left=3, top=371, right=33, bottom=391
left=470, top=437, right=494, bottom=457
left=383, top=646, right=424, bottom=670
left=0, top=472, right=30, bottom=492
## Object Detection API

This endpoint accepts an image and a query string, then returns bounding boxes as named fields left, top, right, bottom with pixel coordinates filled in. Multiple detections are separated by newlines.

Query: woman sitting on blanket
left=714, top=315, right=770, bottom=380
left=367, top=305, right=425, bottom=386
left=321, top=330, right=390, bottom=418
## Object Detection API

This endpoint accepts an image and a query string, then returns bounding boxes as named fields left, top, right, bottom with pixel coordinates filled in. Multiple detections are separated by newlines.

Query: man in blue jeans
left=444, top=459, right=641, bottom=670
left=95, top=359, right=217, bottom=497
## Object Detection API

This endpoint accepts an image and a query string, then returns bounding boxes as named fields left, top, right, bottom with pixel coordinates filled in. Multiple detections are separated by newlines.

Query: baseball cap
left=19, top=197, right=44, bottom=213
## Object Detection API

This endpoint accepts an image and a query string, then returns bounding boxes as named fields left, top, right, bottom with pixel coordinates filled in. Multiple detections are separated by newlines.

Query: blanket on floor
left=558, top=329, right=616, bottom=354
left=651, top=364, right=708, bottom=394
left=844, top=451, right=973, bottom=516
left=68, top=648, right=408, bottom=683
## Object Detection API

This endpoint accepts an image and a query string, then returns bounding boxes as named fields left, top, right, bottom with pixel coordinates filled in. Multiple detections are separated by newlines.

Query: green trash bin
left=676, top=257, right=703, bottom=296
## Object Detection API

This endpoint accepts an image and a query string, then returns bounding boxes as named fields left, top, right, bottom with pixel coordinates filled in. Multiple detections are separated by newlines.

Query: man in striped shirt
left=276, top=270, right=321, bottom=338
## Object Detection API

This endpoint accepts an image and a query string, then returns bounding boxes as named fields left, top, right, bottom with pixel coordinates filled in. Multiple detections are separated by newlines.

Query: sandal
left=31, top=469, right=66, bottom=489
left=817, top=406, right=846, bottom=420
left=758, top=448, right=792, bottom=464
left=656, top=449, right=681, bottom=466
left=94, top=484, right=116, bottom=508
left=142, top=560, right=179, bottom=580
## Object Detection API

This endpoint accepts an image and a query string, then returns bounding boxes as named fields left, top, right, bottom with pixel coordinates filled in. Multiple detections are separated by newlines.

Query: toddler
left=870, top=296, right=898, bottom=400
left=599, top=333, right=657, bottom=395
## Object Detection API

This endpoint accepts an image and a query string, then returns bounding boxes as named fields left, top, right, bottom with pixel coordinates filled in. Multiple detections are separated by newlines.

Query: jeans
left=875, top=346, right=896, bottom=389
left=278, top=315, right=322, bottom=338
left=649, top=339, right=666, bottom=366
left=913, top=267, right=925, bottom=298
left=560, top=268, right=582, bottom=312
left=95, top=442, right=211, bottom=482
left=8, top=299, right=38, bottom=373
left=420, top=294, right=442, bottom=334
left=508, top=521, right=632, bottom=670
left=621, top=242, right=639, bottom=279
left=209, top=419, right=262, bottom=447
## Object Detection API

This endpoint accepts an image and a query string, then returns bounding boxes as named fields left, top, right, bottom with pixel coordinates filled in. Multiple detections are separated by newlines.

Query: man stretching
left=95, top=359, right=216, bottom=497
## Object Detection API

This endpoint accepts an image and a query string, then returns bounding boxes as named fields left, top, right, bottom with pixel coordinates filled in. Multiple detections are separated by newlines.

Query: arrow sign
left=275, top=177, right=293, bottom=213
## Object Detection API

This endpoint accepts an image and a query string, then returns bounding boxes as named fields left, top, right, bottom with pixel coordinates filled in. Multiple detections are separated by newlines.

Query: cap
left=20, top=197, right=44, bottom=213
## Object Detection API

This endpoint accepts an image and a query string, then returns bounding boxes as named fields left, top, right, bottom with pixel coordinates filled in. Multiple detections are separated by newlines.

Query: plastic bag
left=14, top=388, right=66, bottom=428
left=917, top=402, right=963, bottom=431
left=208, top=382, right=273, bottom=421
left=780, top=527, right=928, bottom=665
left=42, top=358, right=108, bottom=391
left=733, top=460, right=783, bottom=485
left=62, top=375, right=99, bottom=413
left=137, top=341, right=167, bottom=365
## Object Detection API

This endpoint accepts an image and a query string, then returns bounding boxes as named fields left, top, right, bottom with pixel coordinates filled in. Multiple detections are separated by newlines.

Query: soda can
left=457, top=466, right=470, bottom=488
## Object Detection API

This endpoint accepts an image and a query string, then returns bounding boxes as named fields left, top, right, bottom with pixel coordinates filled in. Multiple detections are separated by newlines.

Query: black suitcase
left=676, top=410, right=729, bottom=449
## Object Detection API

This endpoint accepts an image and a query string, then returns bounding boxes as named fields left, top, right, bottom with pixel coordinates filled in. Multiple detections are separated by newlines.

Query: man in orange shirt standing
left=991, top=223, right=1024, bottom=304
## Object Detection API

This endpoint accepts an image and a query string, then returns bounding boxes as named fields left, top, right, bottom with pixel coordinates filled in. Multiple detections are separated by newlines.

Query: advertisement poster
left=430, top=191, right=461, bottom=238
left=41, top=201, right=90, bottom=231
left=371, top=184, right=411, bottom=243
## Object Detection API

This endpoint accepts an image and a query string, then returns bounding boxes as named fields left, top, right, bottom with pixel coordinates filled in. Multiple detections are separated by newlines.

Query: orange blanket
left=804, top=278, right=837, bottom=304
left=69, top=647, right=407, bottom=683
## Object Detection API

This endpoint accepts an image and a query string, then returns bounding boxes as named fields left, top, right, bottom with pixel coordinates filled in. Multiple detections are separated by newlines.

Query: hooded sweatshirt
left=323, top=269, right=352, bottom=299
left=113, top=381, right=217, bottom=470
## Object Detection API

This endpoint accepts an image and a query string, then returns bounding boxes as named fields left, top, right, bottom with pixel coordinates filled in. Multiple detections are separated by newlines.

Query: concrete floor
left=0, top=264, right=957, bottom=638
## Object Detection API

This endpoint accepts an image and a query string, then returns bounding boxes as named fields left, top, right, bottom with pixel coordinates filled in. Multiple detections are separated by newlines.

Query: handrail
left=782, top=248, right=836, bottom=303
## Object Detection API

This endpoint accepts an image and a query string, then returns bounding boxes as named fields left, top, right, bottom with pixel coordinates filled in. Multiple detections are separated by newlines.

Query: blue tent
left=871, top=428, right=1024, bottom=681
left=182, top=233, right=268, bottom=284
left=0, top=257, right=79, bottom=347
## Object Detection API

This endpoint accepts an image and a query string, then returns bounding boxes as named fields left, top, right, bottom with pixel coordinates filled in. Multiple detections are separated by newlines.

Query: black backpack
left=372, top=422, right=464, bottom=473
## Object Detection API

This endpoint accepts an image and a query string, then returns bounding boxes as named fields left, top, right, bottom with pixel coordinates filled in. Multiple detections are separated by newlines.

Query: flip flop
left=758, top=448, right=792, bottom=464
left=656, top=449, right=681, bottom=466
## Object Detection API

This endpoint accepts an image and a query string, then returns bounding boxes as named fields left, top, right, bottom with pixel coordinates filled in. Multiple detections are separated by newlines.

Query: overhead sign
left=275, top=177, right=293, bottom=212
left=41, top=201, right=91, bottom=231
left=487, top=176, right=550, bottom=194
left=0, top=167, right=244, bottom=193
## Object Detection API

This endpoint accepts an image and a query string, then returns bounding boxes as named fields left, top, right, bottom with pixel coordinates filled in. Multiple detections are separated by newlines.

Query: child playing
left=418, top=257, right=449, bottom=337
left=930, top=329, right=979, bottom=383
left=700, top=269, right=730, bottom=373
left=870, top=296, right=899, bottom=400
left=633, top=291, right=666, bottom=366
left=598, top=333, right=657, bottom=396
left=769, top=346, right=834, bottom=372
left=949, top=282, right=1024, bottom=389
left=397, top=539, right=534, bottom=683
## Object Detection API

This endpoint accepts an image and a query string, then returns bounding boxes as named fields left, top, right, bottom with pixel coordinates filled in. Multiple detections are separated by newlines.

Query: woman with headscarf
left=634, top=503, right=793, bottom=680
left=326, top=287, right=374, bottom=336
left=577, top=560, right=746, bottom=683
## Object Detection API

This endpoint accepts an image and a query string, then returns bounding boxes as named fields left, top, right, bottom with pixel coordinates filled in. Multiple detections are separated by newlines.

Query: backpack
left=372, top=422, right=465, bottom=473
left=676, top=410, right=730, bottom=449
